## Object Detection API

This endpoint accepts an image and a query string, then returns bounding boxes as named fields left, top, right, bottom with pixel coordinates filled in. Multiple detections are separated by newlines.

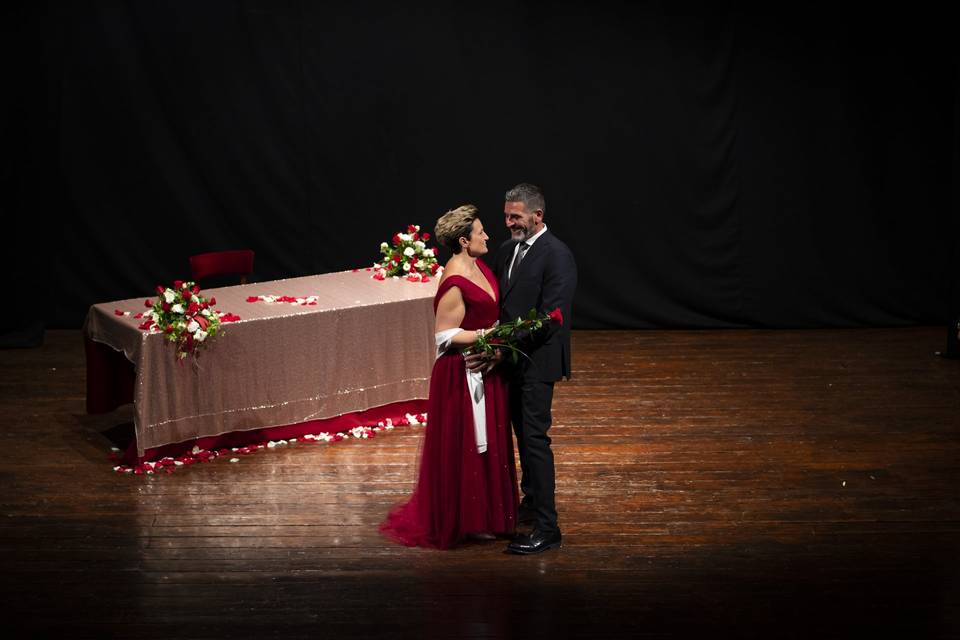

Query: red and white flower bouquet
left=372, top=224, right=441, bottom=282
left=468, top=307, right=564, bottom=364
left=143, top=280, right=225, bottom=360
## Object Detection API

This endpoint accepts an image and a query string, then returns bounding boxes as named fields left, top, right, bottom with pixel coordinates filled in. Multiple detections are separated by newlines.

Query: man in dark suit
left=492, top=183, right=577, bottom=554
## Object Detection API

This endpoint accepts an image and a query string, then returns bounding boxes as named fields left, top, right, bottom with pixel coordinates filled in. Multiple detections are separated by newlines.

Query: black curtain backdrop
left=4, top=1, right=958, bottom=331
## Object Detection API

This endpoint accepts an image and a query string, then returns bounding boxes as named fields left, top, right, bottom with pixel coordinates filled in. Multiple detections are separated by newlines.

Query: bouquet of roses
left=142, top=280, right=224, bottom=360
left=468, top=307, right=564, bottom=364
left=372, top=224, right=441, bottom=282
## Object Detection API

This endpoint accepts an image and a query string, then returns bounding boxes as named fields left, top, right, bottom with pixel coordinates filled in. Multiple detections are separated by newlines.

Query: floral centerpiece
left=372, top=224, right=441, bottom=282
left=468, top=307, right=564, bottom=364
left=142, top=280, right=224, bottom=360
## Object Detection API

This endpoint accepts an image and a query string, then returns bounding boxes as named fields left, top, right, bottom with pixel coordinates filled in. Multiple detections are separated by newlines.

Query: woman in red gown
left=381, top=205, right=518, bottom=549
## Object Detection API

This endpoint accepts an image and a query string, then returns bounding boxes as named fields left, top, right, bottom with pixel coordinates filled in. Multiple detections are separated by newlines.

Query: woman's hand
left=463, top=324, right=499, bottom=373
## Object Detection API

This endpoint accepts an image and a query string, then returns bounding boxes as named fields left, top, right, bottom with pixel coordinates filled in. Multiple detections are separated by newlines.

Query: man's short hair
left=505, top=183, right=546, bottom=215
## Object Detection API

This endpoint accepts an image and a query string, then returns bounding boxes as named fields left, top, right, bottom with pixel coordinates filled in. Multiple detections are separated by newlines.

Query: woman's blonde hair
left=434, top=205, right=479, bottom=254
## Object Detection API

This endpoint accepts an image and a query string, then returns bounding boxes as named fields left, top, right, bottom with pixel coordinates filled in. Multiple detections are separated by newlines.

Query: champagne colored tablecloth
left=83, top=270, right=438, bottom=457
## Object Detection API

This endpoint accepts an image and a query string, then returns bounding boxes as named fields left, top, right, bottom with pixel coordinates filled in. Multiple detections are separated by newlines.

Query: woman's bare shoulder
left=438, top=261, right=466, bottom=285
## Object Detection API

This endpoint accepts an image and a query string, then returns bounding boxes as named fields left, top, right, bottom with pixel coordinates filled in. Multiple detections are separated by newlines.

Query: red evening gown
left=380, top=259, right=518, bottom=549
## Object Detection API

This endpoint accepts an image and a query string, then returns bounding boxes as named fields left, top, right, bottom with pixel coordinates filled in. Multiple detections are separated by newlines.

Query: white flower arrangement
left=372, top=224, right=442, bottom=282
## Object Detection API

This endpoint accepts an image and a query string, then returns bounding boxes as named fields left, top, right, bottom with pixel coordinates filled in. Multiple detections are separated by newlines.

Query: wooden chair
left=189, top=249, right=255, bottom=285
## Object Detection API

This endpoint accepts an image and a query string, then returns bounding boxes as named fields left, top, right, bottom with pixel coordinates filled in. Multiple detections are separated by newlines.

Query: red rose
left=173, top=280, right=183, bottom=289
left=407, top=224, right=416, bottom=233
left=392, top=233, right=401, bottom=244
left=209, top=297, right=216, bottom=305
left=548, top=308, right=564, bottom=326
left=192, top=285, right=200, bottom=294
left=421, top=276, right=430, bottom=283
left=162, top=302, right=171, bottom=311
left=430, top=263, right=440, bottom=274
left=412, top=232, right=419, bottom=241
left=155, top=286, right=165, bottom=295
left=144, top=299, right=153, bottom=308
left=422, top=232, right=430, bottom=241
left=246, top=296, right=259, bottom=302
left=114, top=309, right=124, bottom=316
left=165, top=325, right=174, bottom=334
left=392, top=253, right=401, bottom=262
left=187, top=302, right=199, bottom=314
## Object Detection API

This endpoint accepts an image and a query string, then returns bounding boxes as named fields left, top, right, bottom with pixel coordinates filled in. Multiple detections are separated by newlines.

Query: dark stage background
left=3, top=2, right=958, bottom=332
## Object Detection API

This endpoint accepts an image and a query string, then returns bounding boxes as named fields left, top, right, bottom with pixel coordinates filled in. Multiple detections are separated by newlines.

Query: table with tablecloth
left=83, top=270, right=438, bottom=462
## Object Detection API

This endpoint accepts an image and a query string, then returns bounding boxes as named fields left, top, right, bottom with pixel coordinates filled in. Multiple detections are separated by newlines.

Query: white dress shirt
left=507, top=224, right=548, bottom=281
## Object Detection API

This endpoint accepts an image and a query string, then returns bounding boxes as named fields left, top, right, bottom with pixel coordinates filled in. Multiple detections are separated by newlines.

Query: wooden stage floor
left=1, top=329, right=958, bottom=638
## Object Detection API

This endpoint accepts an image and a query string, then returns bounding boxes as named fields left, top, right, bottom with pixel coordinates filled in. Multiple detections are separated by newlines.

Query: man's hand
left=464, top=350, right=503, bottom=375
left=463, top=351, right=490, bottom=373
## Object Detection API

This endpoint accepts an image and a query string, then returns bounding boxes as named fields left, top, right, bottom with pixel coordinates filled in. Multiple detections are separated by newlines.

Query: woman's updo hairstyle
left=434, top=205, right=479, bottom=254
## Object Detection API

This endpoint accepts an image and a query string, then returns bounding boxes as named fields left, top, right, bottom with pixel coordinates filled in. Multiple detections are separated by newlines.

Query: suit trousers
left=510, top=378, right=558, bottom=533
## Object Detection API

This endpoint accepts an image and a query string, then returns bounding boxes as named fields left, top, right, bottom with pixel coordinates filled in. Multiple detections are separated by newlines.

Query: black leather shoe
left=506, top=529, right=561, bottom=555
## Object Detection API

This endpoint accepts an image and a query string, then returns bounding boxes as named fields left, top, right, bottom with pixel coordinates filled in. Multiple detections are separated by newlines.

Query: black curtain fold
left=3, top=1, right=956, bottom=332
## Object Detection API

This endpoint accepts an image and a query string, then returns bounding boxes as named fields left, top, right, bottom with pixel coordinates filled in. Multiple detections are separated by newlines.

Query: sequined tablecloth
left=83, top=271, right=438, bottom=456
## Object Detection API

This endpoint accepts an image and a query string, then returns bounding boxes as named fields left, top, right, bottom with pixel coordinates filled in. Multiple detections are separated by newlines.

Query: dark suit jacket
left=494, top=229, right=577, bottom=382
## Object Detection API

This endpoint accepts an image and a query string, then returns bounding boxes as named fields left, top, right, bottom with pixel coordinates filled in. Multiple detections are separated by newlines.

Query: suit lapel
left=501, top=231, right=550, bottom=300
left=499, top=244, right=514, bottom=293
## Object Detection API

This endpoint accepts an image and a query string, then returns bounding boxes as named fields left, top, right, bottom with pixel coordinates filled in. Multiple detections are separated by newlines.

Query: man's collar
left=521, top=224, right=548, bottom=246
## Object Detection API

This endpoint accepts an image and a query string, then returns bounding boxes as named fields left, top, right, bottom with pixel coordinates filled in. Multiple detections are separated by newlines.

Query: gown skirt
left=380, top=266, right=518, bottom=549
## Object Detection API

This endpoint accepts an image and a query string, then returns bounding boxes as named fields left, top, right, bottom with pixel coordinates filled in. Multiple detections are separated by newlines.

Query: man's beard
left=510, top=227, right=528, bottom=240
